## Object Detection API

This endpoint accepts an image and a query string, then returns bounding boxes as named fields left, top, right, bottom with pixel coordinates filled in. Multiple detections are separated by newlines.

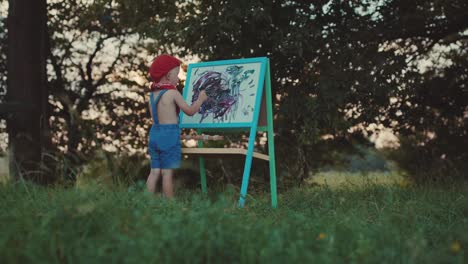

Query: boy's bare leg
left=161, top=169, right=174, bottom=199
left=146, top=168, right=161, bottom=194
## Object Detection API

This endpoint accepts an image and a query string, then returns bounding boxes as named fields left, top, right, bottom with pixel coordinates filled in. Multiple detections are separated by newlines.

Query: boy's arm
left=173, top=90, right=207, bottom=116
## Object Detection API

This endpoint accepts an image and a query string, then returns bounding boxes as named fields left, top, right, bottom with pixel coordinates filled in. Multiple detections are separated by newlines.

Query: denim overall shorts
left=148, top=90, right=181, bottom=169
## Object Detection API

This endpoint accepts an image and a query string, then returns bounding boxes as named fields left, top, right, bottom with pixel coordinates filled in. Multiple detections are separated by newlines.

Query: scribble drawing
left=191, top=65, right=255, bottom=123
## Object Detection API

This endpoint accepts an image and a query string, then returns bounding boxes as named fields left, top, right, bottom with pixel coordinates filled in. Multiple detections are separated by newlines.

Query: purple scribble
left=191, top=65, right=255, bottom=123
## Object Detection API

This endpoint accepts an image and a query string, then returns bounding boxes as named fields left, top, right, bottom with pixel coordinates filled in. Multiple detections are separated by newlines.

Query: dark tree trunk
left=66, top=115, right=80, bottom=155
left=6, top=0, right=49, bottom=182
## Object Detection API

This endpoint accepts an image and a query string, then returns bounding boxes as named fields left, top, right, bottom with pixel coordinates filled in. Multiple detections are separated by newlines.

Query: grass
left=0, top=177, right=467, bottom=263
left=0, top=155, right=8, bottom=184
left=307, top=171, right=409, bottom=189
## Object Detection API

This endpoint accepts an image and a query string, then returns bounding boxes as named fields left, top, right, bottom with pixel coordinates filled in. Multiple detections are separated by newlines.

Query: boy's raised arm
left=174, top=90, right=208, bottom=116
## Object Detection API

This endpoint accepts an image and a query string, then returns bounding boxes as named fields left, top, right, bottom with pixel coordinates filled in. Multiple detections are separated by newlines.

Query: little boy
left=146, top=54, right=208, bottom=198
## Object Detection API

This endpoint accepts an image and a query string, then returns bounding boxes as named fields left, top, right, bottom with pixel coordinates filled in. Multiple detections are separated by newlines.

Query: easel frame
left=179, top=57, right=277, bottom=208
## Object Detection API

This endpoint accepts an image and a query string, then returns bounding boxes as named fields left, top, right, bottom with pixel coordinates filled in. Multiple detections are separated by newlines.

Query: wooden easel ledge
left=181, top=148, right=269, bottom=161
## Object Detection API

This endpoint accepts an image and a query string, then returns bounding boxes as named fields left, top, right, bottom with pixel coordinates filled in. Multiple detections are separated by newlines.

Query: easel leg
left=269, top=163, right=278, bottom=208
left=238, top=154, right=254, bottom=208
left=199, top=157, right=207, bottom=194
left=238, top=128, right=257, bottom=208
left=265, top=60, right=278, bottom=208
left=197, top=130, right=207, bottom=194
left=268, top=131, right=278, bottom=208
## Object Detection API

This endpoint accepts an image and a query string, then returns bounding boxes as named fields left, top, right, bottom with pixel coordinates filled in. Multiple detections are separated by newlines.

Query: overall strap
left=150, top=90, right=169, bottom=124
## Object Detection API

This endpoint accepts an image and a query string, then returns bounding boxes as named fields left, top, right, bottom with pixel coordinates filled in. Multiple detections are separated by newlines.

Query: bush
left=77, top=151, right=149, bottom=187
left=384, top=137, right=468, bottom=183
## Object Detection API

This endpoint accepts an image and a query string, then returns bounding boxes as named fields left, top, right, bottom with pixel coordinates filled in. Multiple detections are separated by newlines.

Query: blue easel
left=179, top=57, right=277, bottom=208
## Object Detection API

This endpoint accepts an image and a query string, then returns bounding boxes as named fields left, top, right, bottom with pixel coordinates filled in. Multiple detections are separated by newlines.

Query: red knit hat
left=149, top=54, right=181, bottom=82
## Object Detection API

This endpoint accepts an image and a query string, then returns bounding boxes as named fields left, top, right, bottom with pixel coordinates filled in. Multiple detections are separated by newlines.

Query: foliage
left=0, top=5, right=7, bottom=152
left=155, top=0, right=468, bottom=180
left=1, top=0, right=181, bottom=155
left=44, top=0, right=175, bottom=156
left=0, top=0, right=467, bottom=182
left=0, top=3, right=6, bottom=103
left=77, top=150, right=149, bottom=186
left=0, top=181, right=467, bottom=263
left=384, top=136, right=468, bottom=182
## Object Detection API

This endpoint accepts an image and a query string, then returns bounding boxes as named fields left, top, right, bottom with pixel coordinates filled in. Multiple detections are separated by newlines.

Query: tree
left=368, top=0, right=468, bottom=180
left=1, top=0, right=466, bottom=183
left=6, top=0, right=49, bottom=182
left=0, top=0, right=179, bottom=181
left=153, top=0, right=405, bottom=179
left=0, top=3, right=6, bottom=104
left=155, top=0, right=468, bottom=180
left=44, top=0, right=177, bottom=157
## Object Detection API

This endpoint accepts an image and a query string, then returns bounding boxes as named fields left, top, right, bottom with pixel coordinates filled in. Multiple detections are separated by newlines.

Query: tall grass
left=0, top=180, right=466, bottom=263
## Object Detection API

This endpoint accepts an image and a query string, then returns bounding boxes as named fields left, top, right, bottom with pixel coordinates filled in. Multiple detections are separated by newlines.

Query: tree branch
left=86, top=36, right=108, bottom=82
left=76, top=36, right=124, bottom=113
left=380, top=13, right=468, bottom=42
left=94, top=39, right=123, bottom=88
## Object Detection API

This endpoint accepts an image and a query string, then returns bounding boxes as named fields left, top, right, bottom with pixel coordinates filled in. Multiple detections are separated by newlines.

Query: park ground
left=0, top=172, right=467, bottom=263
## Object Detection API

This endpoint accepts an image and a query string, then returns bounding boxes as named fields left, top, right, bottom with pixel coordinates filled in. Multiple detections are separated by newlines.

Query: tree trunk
left=66, top=115, right=80, bottom=154
left=6, top=0, right=49, bottom=182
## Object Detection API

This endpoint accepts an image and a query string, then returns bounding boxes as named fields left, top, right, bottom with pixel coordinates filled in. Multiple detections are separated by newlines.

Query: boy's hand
left=198, top=90, right=208, bottom=102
